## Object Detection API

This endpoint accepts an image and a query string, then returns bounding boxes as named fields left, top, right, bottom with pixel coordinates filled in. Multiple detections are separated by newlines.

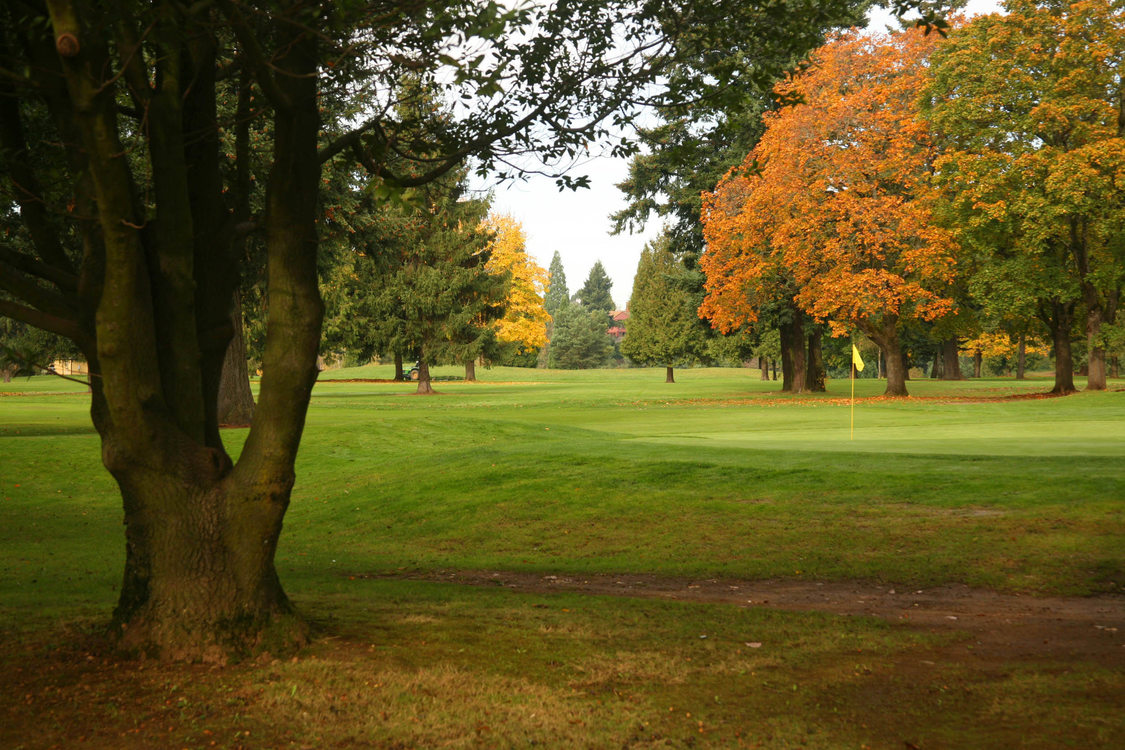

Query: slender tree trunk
left=805, top=329, right=825, bottom=392
left=973, top=349, right=982, bottom=378
left=394, top=352, right=404, bottom=381
left=877, top=350, right=884, bottom=379
left=1016, top=335, right=1027, bottom=380
left=771, top=359, right=777, bottom=380
left=930, top=349, right=941, bottom=378
left=942, top=338, right=962, bottom=380
left=465, top=359, right=476, bottom=382
left=779, top=329, right=794, bottom=392
left=760, top=357, right=770, bottom=380
left=1047, top=302, right=1077, bottom=394
left=665, top=365, right=675, bottom=383
left=217, top=293, right=255, bottom=426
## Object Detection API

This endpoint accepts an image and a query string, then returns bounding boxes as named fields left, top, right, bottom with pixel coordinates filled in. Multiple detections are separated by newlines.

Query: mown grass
left=1, top=367, right=1123, bottom=748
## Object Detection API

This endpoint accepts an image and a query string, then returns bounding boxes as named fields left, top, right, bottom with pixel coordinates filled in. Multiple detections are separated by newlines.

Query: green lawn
left=1, top=367, right=1123, bottom=748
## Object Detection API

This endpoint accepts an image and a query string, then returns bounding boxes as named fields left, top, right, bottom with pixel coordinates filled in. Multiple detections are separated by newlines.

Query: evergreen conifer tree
left=549, top=302, right=615, bottom=369
left=577, top=261, right=616, bottom=315
left=544, top=252, right=571, bottom=318
left=621, top=235, right=701, bottom=382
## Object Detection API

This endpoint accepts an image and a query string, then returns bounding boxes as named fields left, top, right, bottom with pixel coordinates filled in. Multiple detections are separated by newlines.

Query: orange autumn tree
left=701, top=27, right=958, bottom=396
left=484, top=214, right=551, bottom=359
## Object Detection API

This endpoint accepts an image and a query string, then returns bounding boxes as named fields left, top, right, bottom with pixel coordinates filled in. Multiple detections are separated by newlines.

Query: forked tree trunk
left=112, top=444, right=305, bottom=661
left=665, top=365, right=674, bottom=383
left=465, top=359, right=476, bottom=382
left=113, top=18, right=319, bottom=660
left=864, top=320, right=908, bottom=396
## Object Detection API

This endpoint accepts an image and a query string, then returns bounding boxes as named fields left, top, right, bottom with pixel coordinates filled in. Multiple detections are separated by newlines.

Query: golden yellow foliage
left=484, top=214, right=550, bottom=352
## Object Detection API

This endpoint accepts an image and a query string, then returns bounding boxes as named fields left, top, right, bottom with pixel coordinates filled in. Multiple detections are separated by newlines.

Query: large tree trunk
left=882, top=343, right=909, bottom=396
left=1046, top=302, right=1077, bottom=394
left=863, top=319, right=908, bottom=396
left=107, top=14, right=320, bottom=660
left=465, top=359, right=476, bottom=382
left=805, top=328, right=825, bottom=392
left=941, top=338, right=962, bottom=380
left=217, top=293, right=255, bottom=426
left=665, top=365, right=675, bottom=383
left=112, top=452, right=303, bottom=662
left=1084, top=302, right=1108, bottom=391
left=393, top=352, right=404, bottom=381
left=779, top=315, right=807, bottom=393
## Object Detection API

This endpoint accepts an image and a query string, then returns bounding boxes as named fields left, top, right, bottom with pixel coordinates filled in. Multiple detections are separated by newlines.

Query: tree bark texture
left=942, top=338, right=963, bottom=380
left=1084, top=301, right=1108, bottom=391
left=805, top=329, right=825, bottom=392
left=665, top=365, right=675, bottom=383
left=416, top=355, right=435, bottom=394
left=862, top=319, right=908, bottom=396
left=22, top=4, right=327, bottom=660
left=779, top=314, right=806, bottom=393
left=1037, top=300, right=1077, bottom=394
left=464, top=359, right=476, bottom=382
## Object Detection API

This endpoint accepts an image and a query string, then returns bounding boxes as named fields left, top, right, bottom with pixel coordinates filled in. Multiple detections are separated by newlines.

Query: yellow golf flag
left=852, top=344, right=865, bottom=372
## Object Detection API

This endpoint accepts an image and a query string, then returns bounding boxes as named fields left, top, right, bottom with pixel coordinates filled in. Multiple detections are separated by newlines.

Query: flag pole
left=850, top=342, right=865, bottom=441
left=850, top=348, right=855, bottom=441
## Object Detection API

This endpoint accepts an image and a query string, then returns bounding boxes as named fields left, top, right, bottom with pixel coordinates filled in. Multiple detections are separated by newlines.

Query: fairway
left=2, top=367, right=1124, bottom=748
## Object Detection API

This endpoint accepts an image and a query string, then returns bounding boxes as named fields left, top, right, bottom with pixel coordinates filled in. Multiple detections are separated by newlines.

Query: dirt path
left=370, top=569, right=1125, bottom=665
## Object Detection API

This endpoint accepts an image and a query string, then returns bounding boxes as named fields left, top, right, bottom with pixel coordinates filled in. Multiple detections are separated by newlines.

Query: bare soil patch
left=368, top=569, right=1125, bottom=666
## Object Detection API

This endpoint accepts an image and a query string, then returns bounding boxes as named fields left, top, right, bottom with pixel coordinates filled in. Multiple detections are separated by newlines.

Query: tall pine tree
left=621, top=235, right=701, bottom=382
left=578, top=261, right=615, bottom=314
left=540, top=251, right=571, bottom=367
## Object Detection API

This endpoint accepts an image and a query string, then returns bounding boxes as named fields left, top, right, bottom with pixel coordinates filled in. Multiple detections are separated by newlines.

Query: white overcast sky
left=477, top=1, right=1003, bottom=309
